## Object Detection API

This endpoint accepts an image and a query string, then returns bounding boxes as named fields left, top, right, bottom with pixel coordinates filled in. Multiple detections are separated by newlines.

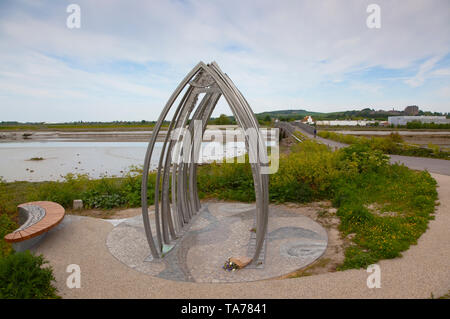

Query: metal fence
left=290, top=121, right=316, bottom=135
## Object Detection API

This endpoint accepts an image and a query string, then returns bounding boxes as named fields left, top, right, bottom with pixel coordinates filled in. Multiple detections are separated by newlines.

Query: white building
left=299, top=116, right=314, bottom=124
left=388, top=116, right=450, bottom=126
left=315, top=120, right=376, bottom=126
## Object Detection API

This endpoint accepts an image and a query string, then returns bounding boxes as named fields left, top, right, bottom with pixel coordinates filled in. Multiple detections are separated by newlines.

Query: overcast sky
left=0, top=0, right=449, bottom=122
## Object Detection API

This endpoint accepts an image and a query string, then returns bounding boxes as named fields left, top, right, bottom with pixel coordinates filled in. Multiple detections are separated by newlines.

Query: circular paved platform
left=106, top=202, right=328, bottom=283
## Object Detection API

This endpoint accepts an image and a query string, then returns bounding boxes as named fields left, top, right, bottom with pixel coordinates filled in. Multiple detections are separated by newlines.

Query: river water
left=0, top=140, right=261, bottom=182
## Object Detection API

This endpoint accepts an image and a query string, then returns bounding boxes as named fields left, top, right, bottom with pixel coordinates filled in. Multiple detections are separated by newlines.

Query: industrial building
left=315, top=120, right=376, bottom=126
left=388, top=116, right=450, bottom=126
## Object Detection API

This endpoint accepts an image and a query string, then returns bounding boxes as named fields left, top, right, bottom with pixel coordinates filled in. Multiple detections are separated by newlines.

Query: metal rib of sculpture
left=141, top=62, right=269, bottom=264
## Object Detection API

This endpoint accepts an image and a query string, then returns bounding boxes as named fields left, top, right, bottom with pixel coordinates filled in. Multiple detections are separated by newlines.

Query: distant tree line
left=403, top=122, right=450, bottom=129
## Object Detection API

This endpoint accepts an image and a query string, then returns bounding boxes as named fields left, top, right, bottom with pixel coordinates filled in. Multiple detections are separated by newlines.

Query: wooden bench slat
left=4, top=231, right=23, bottom=241
left=4, top=201, right=65, bottom=244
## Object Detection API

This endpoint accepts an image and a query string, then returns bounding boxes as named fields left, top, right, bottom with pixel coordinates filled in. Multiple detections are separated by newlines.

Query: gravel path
left=33, top=173, right=450, bottom=298
left=389, top=155, right=450, bottom=176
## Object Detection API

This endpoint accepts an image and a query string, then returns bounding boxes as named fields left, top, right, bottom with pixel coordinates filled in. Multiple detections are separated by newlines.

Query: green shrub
left=81, top=177, right=126, bottom=209
left=389, top=132, right=403, bottom=143
left=428, top=143, right=440, bottom=155
left=339, top=144, right=389, bottom=173
left=270, top=141, right=339, bottom=202
left=27, top=173, right=89, bottom=207
left=197, top=140, right=340, bottom=204
left=0, top=214, right=17, bottom=258
left=82, top=190, right=126, bottom=209
left=121, top=174, right=144, bottom=207
left=0, top=251, right=59, bottom=299
left=197, top=159, right=255, bottom=202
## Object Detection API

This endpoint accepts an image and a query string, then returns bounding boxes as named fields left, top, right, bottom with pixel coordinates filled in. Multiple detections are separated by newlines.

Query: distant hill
left=252, top=109, right=324, bottom=122
left=257, top=109, right=325, bottom=117
left=254, top=106, right=447, bottom=121
left=210, top=107, right=446, bottom=124
left=256, top=108, right=403, bottom=121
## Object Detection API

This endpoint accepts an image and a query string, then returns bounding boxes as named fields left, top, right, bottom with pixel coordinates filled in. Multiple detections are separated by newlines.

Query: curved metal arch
left=141, top=62, right=269, bottom=263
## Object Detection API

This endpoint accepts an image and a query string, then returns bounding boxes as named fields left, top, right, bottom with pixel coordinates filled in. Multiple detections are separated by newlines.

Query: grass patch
left=318, top=131, right=449, bottom=160
left=0, top=214, right=17, bottom=258
left=287, top=257, right=332, bottom=278
left=438, top=290, right=450, bottom=299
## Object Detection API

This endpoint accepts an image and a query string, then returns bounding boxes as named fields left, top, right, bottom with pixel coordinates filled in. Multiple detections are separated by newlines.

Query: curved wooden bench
left=4, top=201, right=65, bottom=251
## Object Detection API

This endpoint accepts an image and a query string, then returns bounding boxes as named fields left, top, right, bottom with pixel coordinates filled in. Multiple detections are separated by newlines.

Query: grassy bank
left=0, top=140, right=438, bottom=271
left=318, top=130, right=450, bottom=160
left=319, top=126, right=450, bottom=131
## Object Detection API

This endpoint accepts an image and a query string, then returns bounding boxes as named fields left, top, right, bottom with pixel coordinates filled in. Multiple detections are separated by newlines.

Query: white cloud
left=432, top=68, right=450, bottom=76
left=404, top=55, right=443, bottom=87
left=1, top=0, right=450, bottom=121
left=350, top=82, right=383, bottom=94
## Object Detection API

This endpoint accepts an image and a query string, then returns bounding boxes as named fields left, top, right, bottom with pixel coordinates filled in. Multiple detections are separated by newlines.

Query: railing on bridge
left=290, top=121, right=316, bottom=135
left=274, top=122, right=303, bottom=142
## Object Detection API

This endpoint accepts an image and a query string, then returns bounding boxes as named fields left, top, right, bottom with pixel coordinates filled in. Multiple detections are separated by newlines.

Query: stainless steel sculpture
left=141, top=61, right=269, bottom=264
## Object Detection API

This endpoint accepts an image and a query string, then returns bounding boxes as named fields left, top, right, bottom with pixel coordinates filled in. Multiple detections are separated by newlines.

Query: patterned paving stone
left=106, top=202, right=328, bottom=283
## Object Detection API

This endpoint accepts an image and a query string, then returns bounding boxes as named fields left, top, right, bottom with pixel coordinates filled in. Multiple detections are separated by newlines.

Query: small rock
left=73, top=199, right=83, bottom=210
left=328, top=208, right=337, bottom=214
left=346, top=233, right=356, bottom=240
left=229, top=256, right=252, bottom=269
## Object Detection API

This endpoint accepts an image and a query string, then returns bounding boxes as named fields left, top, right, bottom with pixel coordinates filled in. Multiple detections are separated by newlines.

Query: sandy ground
left=0, top=127, right=249, bottom=143
left=32, top=173, right=449, bottom=298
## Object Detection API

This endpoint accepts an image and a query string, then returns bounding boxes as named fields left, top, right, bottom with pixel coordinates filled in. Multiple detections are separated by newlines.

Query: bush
left=197, top=159, right=255, bottom=202
left=81, top=177, right=126, bottom=209
left=270, top=141, right=339, bottom=202
left=389, top=132, right=403, bottom=143
left=0, top=214, right=17, bottom=258
left=339, top=144, right=389, bottom=173
left=0, top=251, right=59, bottom=299
left=82, top=190, right=126, bottom=209
left=197, top=140, right=340, bottom=203
left=28, top=174, right=89, bottom=207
